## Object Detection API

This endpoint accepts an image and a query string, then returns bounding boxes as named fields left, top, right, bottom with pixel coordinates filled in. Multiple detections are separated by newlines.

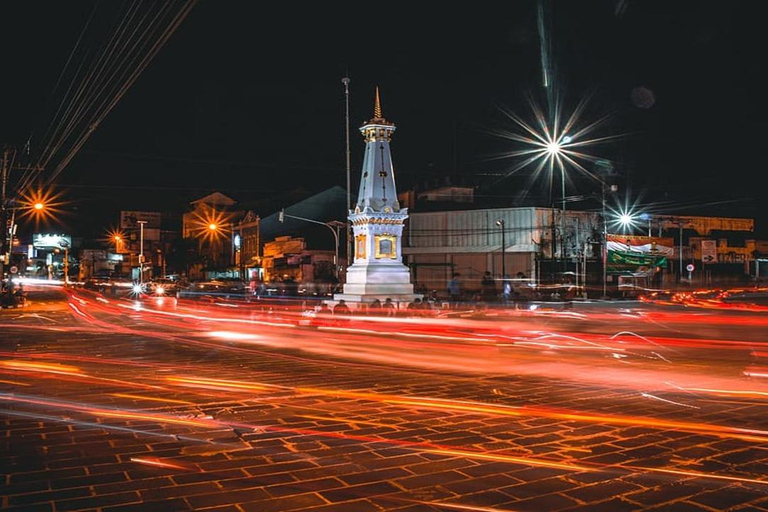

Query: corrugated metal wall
left=408, top=207, right=544, bottom=250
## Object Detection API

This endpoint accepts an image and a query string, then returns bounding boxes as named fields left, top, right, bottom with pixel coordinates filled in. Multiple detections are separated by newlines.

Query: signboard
left=607, top=235, right=675, bottom=256
left=701, top=239, right=717, bottom=264
left=120, top=211, right=161, bottom=230
left=608, top=250, right=667, bottom=268
left=686, top=263, right=695, bottom=272
left=33, top=234, right=72, bottom=249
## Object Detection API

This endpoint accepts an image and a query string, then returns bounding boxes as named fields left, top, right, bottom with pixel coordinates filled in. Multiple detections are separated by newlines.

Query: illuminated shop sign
left=33, top=234, right=72, bottom=249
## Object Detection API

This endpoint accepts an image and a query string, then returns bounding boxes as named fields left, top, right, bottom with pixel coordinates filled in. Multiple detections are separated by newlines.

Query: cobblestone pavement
left=3, top=290, right=768, bottom=511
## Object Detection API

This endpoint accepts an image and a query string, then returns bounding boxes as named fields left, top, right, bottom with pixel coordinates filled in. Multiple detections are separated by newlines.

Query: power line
left=19, top=0, right=198, bottom=191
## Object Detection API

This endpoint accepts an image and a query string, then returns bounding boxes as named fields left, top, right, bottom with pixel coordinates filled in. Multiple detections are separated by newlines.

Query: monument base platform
left=332, top=292, right=421, bottom=305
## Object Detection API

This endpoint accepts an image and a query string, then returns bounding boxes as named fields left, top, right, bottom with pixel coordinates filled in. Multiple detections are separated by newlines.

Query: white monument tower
left=334, top=88, right=417, bottom=304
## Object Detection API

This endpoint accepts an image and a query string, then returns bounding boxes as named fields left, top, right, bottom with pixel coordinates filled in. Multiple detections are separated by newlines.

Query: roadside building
left=259, top=186, right=347, bottom=283
left=260, top=236, right=335, bottom=295
left=401, top=188, right=766, bottom=296
left=181, top=192, right=259, bottom=280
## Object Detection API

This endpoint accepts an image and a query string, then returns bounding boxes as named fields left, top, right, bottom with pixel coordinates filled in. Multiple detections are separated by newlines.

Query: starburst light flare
left=607, top=202, right=644, bottom=234
left=483, top=92, right=624, bottom=193
left=190, top=210, right=232, bottom=244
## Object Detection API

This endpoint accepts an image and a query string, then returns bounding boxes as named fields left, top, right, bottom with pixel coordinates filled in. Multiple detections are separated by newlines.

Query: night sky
left=1, top=1, right=766, bottom=239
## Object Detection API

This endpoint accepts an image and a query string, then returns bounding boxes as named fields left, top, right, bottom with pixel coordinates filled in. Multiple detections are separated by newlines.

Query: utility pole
left=679, top=222, right=683, bottom=284
left=496, top=219, right=506, bottom=278
left=137, top=220, right=147, bottom=285
left=601, top=181, right=608, bottom=298
left=342, top=76, right=352, bottom=267
left=0, top=149, right=8, bottom=278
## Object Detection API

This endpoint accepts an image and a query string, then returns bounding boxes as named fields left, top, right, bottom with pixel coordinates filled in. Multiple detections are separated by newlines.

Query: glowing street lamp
left=3, top=199, right=48, bottom=270
left=610, top=206, right=643, bottom=235
left=618, top=213, right=634, bottom=229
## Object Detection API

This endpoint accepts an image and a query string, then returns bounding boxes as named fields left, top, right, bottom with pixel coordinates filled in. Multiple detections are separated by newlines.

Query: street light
left=342, top=76, right=352, bottom=266
left=3, top=199, right=47, bottom=271
left=137, top=220, right=147, bottom=285
left=59, top=239, right=70, bottom=286
left=618, top=213, right=634, bottom=231
left=279, top=209, right=343, bottom=280
left=496, top=219, right=506, bottom=279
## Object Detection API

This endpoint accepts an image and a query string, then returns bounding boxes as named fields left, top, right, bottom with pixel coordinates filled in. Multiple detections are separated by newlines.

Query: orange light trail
left=6, top=390, right=768, bottom=487
left=0, top=360, right=82, bottom=376
left=165, top=376, right=276, bottom=393
left=0, top=378, right=31, bottom=386
left=111, top=393, right=195, bottom=405
left=297, top=414, right=394, bottom=428
left=157, top=375, right=768, bottom=444
left=423, top=504, right=517, bottom=512
left=129, top=457, right=198, bottom=471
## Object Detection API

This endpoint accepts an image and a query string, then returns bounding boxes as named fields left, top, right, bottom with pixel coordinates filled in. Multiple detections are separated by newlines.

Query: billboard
left=33, top=234, right=72, bottom=249
left=607, top=235, right=674, bottom=257
left=120, top=211, right=161, bottom=230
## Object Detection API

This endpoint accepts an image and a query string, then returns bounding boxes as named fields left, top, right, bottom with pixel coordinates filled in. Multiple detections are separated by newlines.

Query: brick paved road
left=3, top=289, right=768, bottom=511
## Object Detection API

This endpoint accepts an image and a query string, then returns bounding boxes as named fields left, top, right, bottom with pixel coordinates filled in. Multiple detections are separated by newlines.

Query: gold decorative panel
left=374, top=235, right=397, bottom=259
left=355, top=235, right=367, bottom=260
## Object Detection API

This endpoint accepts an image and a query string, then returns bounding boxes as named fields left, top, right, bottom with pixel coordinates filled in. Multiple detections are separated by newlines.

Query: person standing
left=368, top=298, right=382, bottom=315
left=481, top=271, right=497, bottom=303
left=382, top=297, right=396, bottom=316
left=333, top=299, right=351, bottom=315
left=447, top=272, right=462, bottom=308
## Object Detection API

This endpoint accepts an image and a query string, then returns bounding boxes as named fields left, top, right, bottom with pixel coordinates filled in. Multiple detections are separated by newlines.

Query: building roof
left=260, top=186, right=347, bottom=251
left=189, top=191, right=237, bottom=207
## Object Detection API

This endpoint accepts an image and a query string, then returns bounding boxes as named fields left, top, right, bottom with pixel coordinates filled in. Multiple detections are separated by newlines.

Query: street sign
left=686, top=263, right=695, bottom=272
left=9, top=266, right=18, bottom=274
left=701, top=239, right=717, bottom=264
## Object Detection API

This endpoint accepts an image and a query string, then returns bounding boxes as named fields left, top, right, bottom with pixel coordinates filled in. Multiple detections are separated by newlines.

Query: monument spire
left=374, top=86, right=382, bottom=119
left=335, top=86, right=417, bottom=305
left=355, top=87, right=399, bottom=213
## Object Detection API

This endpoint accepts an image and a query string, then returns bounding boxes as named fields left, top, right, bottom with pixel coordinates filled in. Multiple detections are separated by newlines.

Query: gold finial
left=374, top=86, right=382, bottom=119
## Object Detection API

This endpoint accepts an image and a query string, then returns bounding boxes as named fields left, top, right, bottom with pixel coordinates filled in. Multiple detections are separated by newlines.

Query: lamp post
left=3, top=200, right=47, bottom=274
left=137, top=220, right=147, bottom=285
left=496, top=219, right=506, bottom=279
left=279, top=209, right=343, bottom=280
left=544, top=135, right=570, bottom=279
left=342, top=76, right=352, bottom=267
left=59, top=239, right=70, bottom=286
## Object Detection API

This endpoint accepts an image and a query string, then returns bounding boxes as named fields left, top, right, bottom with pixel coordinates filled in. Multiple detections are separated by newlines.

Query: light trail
left=640, top=392, right=700, bottom=409
left=0, top=378, right=31, bottom=386
left=5, top=391, right=768, bottom=488
left=0, top=359, right=167, bottom=391
left=110, top=393, right=195, bottom=405
left=424, top=503, right=517, bottom=512
left=156, top=375, right=768, bottom=444
left=130, top=457, right=198, bottom=471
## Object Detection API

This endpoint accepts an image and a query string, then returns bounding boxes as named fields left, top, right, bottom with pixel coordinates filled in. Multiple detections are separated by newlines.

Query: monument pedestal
left=334, top=261, right=418, bottom=305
